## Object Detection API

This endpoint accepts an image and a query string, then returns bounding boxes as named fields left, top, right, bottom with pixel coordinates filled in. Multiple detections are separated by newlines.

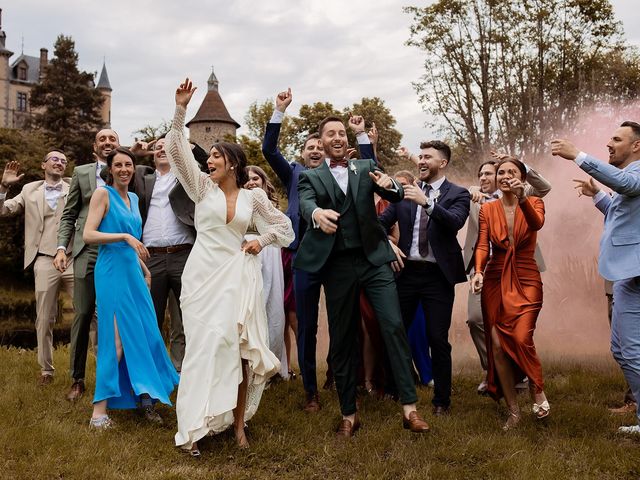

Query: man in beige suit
left=0, top=152, right=74, bottom=385
left=463, top=157, right=551, bottom=394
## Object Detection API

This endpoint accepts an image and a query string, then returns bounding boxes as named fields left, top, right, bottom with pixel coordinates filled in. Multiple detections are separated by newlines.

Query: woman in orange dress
left=470, top=157, right=549, bottom=430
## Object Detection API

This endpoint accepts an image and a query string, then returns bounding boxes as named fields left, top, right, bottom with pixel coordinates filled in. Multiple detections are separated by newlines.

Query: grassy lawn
left=1, top=346, right=639, bottom=480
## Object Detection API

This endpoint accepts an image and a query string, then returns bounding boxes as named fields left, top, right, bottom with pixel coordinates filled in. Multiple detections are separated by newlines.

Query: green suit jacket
left=57, top=162, right=99, bottom=276
left=294, top=159, right=403, bottom=273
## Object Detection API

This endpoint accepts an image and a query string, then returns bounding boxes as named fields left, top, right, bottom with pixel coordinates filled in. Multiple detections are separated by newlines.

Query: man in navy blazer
left=261, top=88, right=376, bottom=412
left=379, top=140, right=469, bottom=414
left=553, top=121, right=640, bottom=435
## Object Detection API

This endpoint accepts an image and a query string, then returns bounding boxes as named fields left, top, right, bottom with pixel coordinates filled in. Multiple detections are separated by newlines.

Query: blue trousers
left=611, top=277, right=640, bottom=424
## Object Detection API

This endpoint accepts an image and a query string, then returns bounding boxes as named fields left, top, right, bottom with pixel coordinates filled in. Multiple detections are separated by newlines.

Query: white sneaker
left=617, top=425, right=640, bottom=435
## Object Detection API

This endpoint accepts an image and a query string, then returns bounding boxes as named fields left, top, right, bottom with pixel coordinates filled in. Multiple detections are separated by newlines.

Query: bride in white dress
left=165, top=79, right=294, bottom=454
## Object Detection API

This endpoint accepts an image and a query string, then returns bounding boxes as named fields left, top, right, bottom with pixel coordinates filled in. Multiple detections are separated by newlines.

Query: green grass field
left=1, top=346, right=639, bottom=480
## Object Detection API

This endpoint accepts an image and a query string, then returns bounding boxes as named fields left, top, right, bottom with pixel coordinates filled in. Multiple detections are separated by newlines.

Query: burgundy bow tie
left=329, top=158, right=349, bottom=169
left=45, top=184, right=63, bottom=192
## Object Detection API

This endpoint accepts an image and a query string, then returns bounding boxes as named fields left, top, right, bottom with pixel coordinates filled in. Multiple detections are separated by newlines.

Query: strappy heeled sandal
left=532, top=400, right=550, bottom=419
left=502, top=410, right=521, bottom=431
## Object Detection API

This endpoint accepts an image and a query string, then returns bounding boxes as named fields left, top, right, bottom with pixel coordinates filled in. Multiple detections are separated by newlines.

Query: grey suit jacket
left=134, top=165, right=196, bottom=231
left=462, top=166, right=551, bottom=273
left=57, top=163, right=98, bottom=260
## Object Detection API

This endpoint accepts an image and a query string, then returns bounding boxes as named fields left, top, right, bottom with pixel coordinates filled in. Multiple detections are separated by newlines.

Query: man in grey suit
left=134, top=135, right=195, bottom=372
left=54, top=129, right=120, bottom=401
left=463, top=157, right=551, bottom=394
left=553, top=121, right=640, bottom=435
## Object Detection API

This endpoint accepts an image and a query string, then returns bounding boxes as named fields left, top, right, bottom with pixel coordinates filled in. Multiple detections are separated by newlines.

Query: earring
left=230, top=167, right=234, bottom=170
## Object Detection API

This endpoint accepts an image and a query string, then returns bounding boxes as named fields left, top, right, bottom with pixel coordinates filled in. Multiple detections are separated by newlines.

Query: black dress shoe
left=432, top=405, right=451, bottom=417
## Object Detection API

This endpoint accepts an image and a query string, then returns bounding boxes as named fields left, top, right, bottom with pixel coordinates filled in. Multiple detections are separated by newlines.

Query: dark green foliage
left=0, top=128, right=53, bottom=276
left=28, top=35, right=105, bottom=164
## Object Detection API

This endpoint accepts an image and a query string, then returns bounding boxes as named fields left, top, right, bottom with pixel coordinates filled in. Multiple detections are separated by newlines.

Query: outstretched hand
left=550, top=139, right=579, bottom=160
left=469, top=185, right=490, bottom=203
left=573, top=178, right=600, bottom=198
left=1, top=161, right=25, bottom=189
left=175, top=78, right=197, bottom=108
left=369, top=170, right=393, bottom=190
left=367, top=122, right=378, bottom=146
left=275, top=88, right=292, bottom=112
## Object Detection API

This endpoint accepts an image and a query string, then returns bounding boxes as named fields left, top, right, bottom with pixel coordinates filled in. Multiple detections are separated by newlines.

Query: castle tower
left=0, top=9, right=14, bottom=128
left=96, top=60, right=112, bottom=128
left=186, top=67, right=240, bottom=150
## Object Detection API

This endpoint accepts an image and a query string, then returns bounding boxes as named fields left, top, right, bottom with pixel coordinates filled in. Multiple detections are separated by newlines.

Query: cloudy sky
left=4, top=1, right=639, bottom=151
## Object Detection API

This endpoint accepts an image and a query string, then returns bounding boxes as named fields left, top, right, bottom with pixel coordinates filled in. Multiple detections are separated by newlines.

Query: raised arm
left=523, top=165, right=552, bottom=198
left=262, top=89, right=294, bottom=187
left=165, top=78, right=211, bottom=203
left=0, top=161, right=26, bottom=216
left=250, top=188, right=294, bottom=249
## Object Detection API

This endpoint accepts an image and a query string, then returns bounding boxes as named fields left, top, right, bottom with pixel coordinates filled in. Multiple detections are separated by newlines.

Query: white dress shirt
left=408, top=176, right=446, bottom=263
left=44, top=181, right=64, bottom=210
left=142, top=170, right=195, bottom=247
left=96, top=161, right=106, bottom=188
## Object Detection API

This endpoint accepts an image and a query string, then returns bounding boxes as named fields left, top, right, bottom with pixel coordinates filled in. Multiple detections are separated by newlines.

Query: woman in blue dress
left=83, top=147, right=179, bottom=429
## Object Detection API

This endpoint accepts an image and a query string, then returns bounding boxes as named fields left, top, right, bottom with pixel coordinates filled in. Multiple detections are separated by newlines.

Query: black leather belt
left=147, top=244, right=192, bottom=254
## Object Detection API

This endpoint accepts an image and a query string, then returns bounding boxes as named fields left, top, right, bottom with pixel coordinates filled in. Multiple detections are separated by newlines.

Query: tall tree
left=28, top=35, right=105, bottom=164
left=405, top=0, right=640, bottom=169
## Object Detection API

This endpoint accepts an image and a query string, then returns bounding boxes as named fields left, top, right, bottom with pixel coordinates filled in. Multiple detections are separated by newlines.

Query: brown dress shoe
left=39, top=374, right=53, bottom=386
left=403, top=411, right=430, bottom=433
left=66, top=380, right=85, bottom=401
left=432, top=405, right=451, bottom=417
left=336, top=415, right=361, bottom=438
left=303, top=392, right=321, bottom=413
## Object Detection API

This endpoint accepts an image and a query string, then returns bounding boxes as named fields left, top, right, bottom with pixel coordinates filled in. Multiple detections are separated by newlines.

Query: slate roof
left=186, top=69, right=239, bottom=128
left=10, top=54, right=41, bottom=84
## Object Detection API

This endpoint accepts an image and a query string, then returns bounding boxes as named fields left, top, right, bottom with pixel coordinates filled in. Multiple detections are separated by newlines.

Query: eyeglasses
left=46, top=156, right=68, bottom=165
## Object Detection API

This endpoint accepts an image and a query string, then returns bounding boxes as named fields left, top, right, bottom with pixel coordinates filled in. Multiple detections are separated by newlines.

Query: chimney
left=39, top=48, right=48, bottom=81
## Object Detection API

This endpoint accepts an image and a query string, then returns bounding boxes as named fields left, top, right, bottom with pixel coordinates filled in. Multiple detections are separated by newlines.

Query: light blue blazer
left=579, top=155, right=640, bottom=281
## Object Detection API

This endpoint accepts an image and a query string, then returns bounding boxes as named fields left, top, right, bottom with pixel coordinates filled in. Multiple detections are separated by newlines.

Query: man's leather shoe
left=303, top=392, right=321, bottom=413
left=432, top=405, right=451, bottom=417
left=609, top=402, right=637, bottom=415
left=66, top=380, right=85, bottom=401
left=336, top=415, right=360, bottom=438
left=39, top=374, right=53, bottom=386
left=403, top=411, right=430, bottom=433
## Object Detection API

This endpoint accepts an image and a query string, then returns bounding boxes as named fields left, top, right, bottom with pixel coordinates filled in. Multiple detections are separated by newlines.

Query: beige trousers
left=33, top=255, right=74, bottom=375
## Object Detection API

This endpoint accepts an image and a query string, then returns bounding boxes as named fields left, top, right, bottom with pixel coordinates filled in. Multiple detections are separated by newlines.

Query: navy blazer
left=262, top=121, right=375, bottom=250
left=379, top=178, right=470, bottom=285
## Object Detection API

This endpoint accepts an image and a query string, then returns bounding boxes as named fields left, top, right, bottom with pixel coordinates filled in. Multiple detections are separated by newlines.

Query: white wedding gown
left=165, top=105, right=294, bottom=449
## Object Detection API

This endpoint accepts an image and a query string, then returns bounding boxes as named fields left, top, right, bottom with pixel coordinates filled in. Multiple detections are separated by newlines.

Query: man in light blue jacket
left=552, top=121, right=640, bottom=435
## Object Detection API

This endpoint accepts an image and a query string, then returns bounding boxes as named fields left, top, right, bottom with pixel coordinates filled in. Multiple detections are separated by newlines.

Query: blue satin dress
left=408, top=303, right=433, bottom=385
left=93, top=185, right=179, bottom=408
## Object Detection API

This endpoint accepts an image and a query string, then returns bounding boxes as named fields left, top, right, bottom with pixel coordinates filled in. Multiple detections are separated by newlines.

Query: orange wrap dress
left=475, top=197, right=545, bottom=400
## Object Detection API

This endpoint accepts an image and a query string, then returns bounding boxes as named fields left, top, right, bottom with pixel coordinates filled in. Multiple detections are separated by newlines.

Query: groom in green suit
left=295, top=115, right=430, bottom=437
left=54, top=129, right=120, bottom=401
